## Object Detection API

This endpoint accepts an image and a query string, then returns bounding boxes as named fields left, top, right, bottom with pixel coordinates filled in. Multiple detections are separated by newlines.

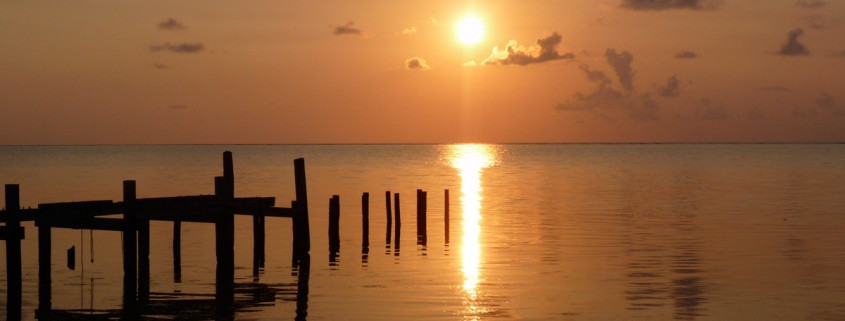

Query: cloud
left=803, top=15, right=828, bottom=29
left=153, top=63, right=168, bottom=70
left=556, top=62, right=661, bottom=120
left=619, top=0, right=718, bottom=11
left=778, top=28, right=810, bottom=56
left=816, top=92, right=845, bottom=116
left=333, top=21, right=363, bottom=36
left=796, top=0, right=826, bottom=8
left=695, top=98, right=729, bottom=120
left=606, top=49, right=635, bottom=92
left=401, top=27, right=417, bottom=35
left=658, top=75, right=681, bottom=98
left=481, top=32, right=575, bottom=66
left=759, top=86, right=790, bottom=92
left=149, top=42, right=205, bottom=53
left=675, top=50, right=698, bottom=59
left=158, top=18, right=186, bottom=30
left=405, top=57, right=430, bottom=70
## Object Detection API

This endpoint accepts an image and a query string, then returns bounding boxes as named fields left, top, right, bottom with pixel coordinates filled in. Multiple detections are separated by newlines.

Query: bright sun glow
left=456, top=16, right=484, bottom=45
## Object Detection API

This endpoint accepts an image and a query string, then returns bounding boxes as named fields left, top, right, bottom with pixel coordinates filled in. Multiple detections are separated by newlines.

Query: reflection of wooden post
left=385, top=191, right=392, bottom=244
left=444, top=189, right=450, bottom=244
left=293, top=158, right=310, bottom=264
left=122, top=180, right=137, bottom=307
left=295, top=255, right=310, bottom=321
left=5, top=184, right=22, bottom=320
left=173, top=219, right=181, bottom=283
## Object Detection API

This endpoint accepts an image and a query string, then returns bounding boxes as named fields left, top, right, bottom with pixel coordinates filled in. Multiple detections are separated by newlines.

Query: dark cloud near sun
left=778, top=28, right=810, bottom=56
left=149, top=42, right=204, bottom=53
left=618, top=0, right=720, bottom=11
left=606, top=49, right=635, bottom=92
left=333, top=21, right=363, bottom=36
left=481, top=32, right=575, bottom=66
left=556, top=49, right=688, bottom=121
left=405, top=57, right=430, bottom=70
left=675, top=50, right=698, bottom=59
left=658, top=75, right=681, bottom=98
left=158, top=18, right=186, bottom=30
left=796, top=0, right=826, bottom=8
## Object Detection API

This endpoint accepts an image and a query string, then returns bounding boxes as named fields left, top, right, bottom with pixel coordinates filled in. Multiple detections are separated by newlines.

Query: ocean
left=1, top=144, right=845, bottom=320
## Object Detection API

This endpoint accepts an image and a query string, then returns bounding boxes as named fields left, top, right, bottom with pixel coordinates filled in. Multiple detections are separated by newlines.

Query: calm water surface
left=1, top=144, right=845, bottom=320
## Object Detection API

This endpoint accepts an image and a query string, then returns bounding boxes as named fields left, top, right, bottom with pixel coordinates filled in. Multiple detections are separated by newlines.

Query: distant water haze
left=1, top=144, right=845, bottom=320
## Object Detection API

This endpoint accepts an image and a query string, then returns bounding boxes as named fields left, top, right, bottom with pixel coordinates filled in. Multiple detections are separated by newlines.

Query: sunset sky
left=2, top=0, right=844, bottom=144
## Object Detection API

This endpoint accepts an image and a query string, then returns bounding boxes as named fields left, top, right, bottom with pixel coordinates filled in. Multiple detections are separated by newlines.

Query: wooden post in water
left=421, top=190, right=427, bottom=246
left=362, top=193, right=369, bottom=249
left=173, top=220, right=181, bottom=283
left=138, top=187, right=150, bottom=302
left=444, top=189, right=450, bottom=244
left=328, top=195, right=340, bottom=253
left=385, top=191, right=392, bottom=244
left=394, top=193, right=401, bottom=252
left=38, top=207, right=52, bottom=315
left=292, top=158, right=311, bottom=265
left=122, top=180, right=137, bottom=308
left=416, top=189, right=422, bottom=244
left=5, top=184, right=22, bottom=320
left=215, top=151, right=236, bottom=304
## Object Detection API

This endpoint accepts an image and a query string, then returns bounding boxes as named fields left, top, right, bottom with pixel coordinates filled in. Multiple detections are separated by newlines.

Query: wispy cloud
left=606, top=49, right=635, bottom=92
left=759, top=86, right=790, bottom=92
left=803, top=15, right=829, bottom=29
left=778, top=28, right=810, bottom=56
left=401, top=27, right=417, bottom=35
left=658, top=75, right=681, bottom=98
left=675, top=50, right=698, bottom=59
left=695, top=98, right=730, bottom=120
left=619, top=0, right=719, bottom=11
left=153, top=63, right=168, bottom=70
left=333, top=21, right=363, bottom=36
left=405, top=57, right=430, bottom=70
left=481, top=32, right=575, bottom=66
left=158, top=18, right=186, bottom=30
left=149, top=42, right=205, bottom=53
left=796, top=0, right=826, bottom=8
left=816, top=92, right=845, bottom=116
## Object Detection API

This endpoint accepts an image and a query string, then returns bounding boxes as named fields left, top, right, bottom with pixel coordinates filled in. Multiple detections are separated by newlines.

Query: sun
left=456, top=16, right=484, bottom=45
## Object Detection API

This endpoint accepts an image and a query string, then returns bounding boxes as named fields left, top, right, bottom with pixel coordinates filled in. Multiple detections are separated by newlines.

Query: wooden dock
left=0, top=151, right=311, bottom=320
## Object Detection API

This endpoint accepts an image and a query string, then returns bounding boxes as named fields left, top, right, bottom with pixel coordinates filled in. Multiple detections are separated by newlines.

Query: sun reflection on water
left=449, top=144, right=496, bottom=319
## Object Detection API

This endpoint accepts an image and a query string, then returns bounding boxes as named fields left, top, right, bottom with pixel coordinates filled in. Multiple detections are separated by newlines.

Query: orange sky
left=1, top=0, right=844, bottom=144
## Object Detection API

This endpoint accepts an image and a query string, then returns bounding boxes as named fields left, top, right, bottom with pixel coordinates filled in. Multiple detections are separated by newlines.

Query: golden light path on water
left=449, top=144, right=496, bottom=320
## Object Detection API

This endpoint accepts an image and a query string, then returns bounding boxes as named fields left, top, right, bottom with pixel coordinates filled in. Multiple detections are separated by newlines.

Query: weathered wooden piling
left=173, top=219, right=181, bottom=283
left=328, top=195, right=340, bottom=253
left=444, top=189, right=450, bottom=244
left=362, top=192, right=369, bottom=249
left=138, top=199, right=150, bottom=302
left=292, top=158, right=311, bottom=264
left=416, top=189, right=427, bottom=245
left=385, top=191, right=392, bottom=244
left=394, top=193, right=401, bottom=251
left=5, top=184, right=23, bottom=320
left=38, top=212, right=52, bottom=314
left=214, top=151, right=236, bottom=304
left=122, top=180, right=137, bottom=307
left=253, top=211, right=265, bottom=271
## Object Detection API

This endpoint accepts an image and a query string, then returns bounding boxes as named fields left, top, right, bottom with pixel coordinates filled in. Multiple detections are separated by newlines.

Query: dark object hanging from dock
left=67, top=246, right=76, bottom=270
